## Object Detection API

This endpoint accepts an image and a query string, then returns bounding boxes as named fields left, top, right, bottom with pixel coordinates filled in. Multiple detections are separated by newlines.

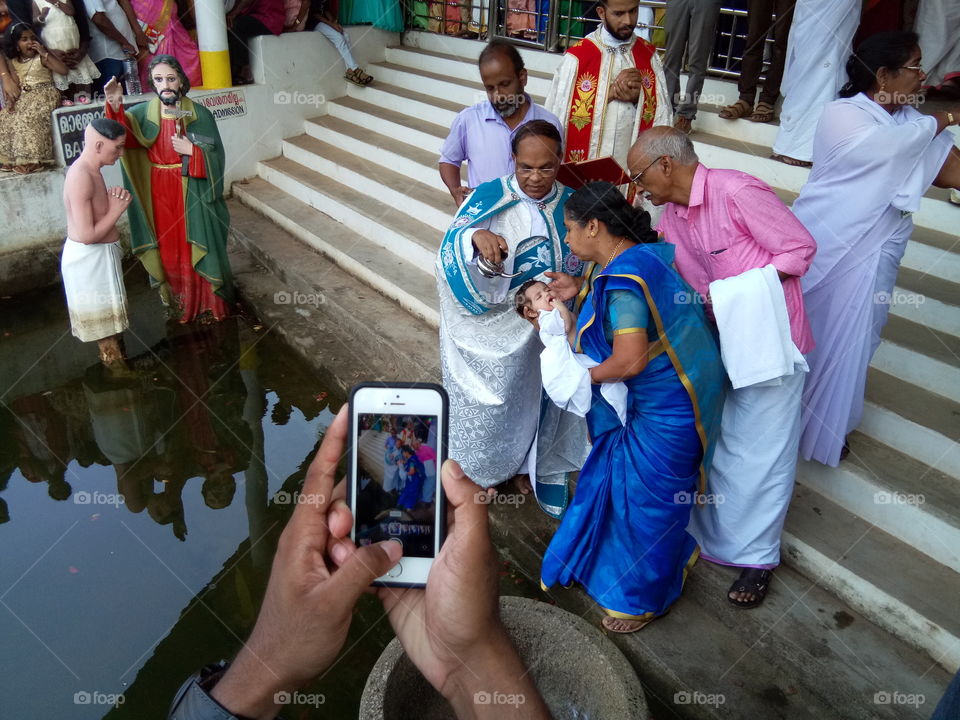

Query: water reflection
left=0, top=306, right=349, bottom=718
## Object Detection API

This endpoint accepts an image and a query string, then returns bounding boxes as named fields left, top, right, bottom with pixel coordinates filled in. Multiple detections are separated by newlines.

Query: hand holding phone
left=348, top=383, right=448, bottom=587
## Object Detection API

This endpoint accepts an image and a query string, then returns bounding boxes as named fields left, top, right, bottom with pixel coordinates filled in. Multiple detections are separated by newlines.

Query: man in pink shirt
left=627, top=126, right=816, bottom=610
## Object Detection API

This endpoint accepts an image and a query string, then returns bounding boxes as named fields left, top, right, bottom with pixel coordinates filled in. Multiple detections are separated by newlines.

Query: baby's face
left=524, top=282, right=555, bottom=313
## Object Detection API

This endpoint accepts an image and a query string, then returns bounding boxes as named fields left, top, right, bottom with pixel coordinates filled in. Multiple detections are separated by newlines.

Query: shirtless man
left=61, top=117, right=132, bottom=365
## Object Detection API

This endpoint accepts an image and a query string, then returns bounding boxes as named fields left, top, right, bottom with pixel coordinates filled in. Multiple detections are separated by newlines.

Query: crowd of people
left=435, top=13, right=958, bottom=633
left=3, top=0, right=959, bottom=716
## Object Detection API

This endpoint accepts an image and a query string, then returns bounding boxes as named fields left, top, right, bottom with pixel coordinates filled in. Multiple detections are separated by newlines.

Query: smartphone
left=347, top=382, right=448, bottom=587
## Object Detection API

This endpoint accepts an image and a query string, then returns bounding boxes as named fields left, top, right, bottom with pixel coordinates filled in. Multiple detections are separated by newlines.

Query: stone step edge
left=233, top=181, right=441, bottom=329
left=781, top=529, right=959, bottom=672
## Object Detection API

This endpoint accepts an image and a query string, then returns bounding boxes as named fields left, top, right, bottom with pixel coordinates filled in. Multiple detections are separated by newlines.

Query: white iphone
left=347, top=382, right=448, bottom=587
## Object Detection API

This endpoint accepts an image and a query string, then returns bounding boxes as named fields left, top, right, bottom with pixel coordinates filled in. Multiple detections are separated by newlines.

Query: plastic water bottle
left=123, top=52, right=141, bottom=95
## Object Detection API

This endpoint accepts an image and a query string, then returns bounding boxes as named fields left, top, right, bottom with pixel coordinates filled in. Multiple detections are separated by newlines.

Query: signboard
left=196, top=90, right=246, bottom=121
left=54, top=89, right=245, bottom=166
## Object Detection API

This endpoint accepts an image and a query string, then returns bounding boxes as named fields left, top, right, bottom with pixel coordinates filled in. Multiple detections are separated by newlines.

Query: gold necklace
left=602, top=238, right=626, bottom=270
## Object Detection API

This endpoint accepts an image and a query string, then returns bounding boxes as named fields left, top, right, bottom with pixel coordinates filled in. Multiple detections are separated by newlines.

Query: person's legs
left=663, top=0, right=693, bottom=114
left=229, top=14, right=271, bottom=81
left=737, top=0, right=772, bottom=105
left=757, top=0, right=794, bottom=107
left=677, top=0, right=721, bottom=119
left=314, top=21, right=358, bottom=69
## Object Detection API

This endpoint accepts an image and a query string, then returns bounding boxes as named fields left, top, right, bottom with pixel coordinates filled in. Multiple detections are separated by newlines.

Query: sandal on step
left=770, top=153, right=813, bottom=168
left=345, top=68, right=371, bottom=86
left=356, top=68, right=374, bottom=85
left=718, top=99, right=752, bottom=120
left=749, top=101, right=775, bottom=123
left=727, top=568, right=773, bottom=609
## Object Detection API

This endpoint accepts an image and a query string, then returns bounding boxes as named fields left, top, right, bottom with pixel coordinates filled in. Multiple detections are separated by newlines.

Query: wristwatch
left=168, top=662, right=252, bottom=720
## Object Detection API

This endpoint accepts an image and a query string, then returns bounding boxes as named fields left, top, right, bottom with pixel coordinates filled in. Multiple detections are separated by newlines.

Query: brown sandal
left=750, top=101, right=775, bottom=123
left=718, top=99, right=753, bottom=120
left=770, top=153, right=813, bottom=168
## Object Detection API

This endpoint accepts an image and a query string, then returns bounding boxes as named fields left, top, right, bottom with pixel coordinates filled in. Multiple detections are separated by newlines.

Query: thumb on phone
left=331, top=539, right=403, bottom=595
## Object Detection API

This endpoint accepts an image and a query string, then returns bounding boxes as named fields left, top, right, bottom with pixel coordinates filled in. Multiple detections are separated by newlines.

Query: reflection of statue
left=148, top=475, right=189, bottom=541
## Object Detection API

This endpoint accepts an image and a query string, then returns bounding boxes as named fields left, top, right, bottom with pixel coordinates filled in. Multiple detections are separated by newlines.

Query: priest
left=545, top=0, right=670, bottom=184
left=436, top=120, right=588, bottom=513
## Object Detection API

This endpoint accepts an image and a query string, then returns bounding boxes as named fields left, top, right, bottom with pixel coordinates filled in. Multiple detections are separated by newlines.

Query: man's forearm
left=92, top=13, right=133, bottom=47
left=440, top=162, right=464, bottom=193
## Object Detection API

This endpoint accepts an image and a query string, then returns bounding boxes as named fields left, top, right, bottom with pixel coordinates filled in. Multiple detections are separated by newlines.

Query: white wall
left=0, top=25, right=397, bottom=270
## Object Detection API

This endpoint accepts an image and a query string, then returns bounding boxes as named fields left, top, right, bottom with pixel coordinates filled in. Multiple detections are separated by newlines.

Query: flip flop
left=770, top=153, right=813, bottom=168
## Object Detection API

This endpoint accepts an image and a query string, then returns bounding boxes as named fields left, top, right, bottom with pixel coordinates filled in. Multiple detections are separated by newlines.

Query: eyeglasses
left=900, top=64, right=924, bottom=72
left=515, top=165, right=557, bottom=178
left=631, top=155, right=665, bottom=185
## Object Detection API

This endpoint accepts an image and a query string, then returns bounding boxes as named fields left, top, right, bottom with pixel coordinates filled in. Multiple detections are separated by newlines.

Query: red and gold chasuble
left=562, top=36, right=659, bottom=163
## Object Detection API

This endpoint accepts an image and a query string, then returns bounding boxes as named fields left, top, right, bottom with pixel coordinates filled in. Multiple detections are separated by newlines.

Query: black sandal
left=727, top=568, right=772, bottom=609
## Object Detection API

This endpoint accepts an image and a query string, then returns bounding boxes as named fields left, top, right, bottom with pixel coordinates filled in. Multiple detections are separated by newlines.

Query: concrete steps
left=235, top=29, right=960, bottom=680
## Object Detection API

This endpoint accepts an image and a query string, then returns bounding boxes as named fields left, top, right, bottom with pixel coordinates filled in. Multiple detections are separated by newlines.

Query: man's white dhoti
left=687, top=370, right=805, bottom=568
left=772, top=0, right=859, bottom=164
left=916, top=0, right=960, bottom=88
left=61, top=238, right=128, bottom=342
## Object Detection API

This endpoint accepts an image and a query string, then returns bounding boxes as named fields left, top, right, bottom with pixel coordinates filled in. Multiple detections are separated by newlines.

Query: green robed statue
left=104, top=54, right=234, bottom=323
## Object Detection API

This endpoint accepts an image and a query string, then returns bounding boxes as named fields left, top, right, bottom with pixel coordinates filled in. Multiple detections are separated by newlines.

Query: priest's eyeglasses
left=631, top=155, right=666, bottom=185
left=516, top=165, right=557, bottom=177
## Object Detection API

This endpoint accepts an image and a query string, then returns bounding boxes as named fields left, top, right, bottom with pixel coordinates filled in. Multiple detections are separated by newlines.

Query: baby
left=514, top=279, right=575, bottom=344
left=515, top=279, right=628, bottom=424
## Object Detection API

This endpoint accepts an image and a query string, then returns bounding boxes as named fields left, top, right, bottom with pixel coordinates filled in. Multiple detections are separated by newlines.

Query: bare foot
left=97, top=335, right=126, bottom=366
left=512, top=474, right=532, bottom=495
left=602, top=615, right=653, bottom=633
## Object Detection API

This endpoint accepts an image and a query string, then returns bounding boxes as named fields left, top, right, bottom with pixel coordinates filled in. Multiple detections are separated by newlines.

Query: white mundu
left=61, top=238, right=129, bottom=342
left=915, top=0, right=960, bottom=88
left=772, top=0, right=860, bottom=163
left=545, top=25, right=672, bottom=169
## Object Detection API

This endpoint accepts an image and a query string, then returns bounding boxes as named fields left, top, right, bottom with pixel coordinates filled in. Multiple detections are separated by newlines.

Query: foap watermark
left=274, top=691, right=326, bottom=707
left=274, top=491, right=326, bottom=507
left=474, top=490, right=526, bottom=506
left=674, top=290, right=707, bottom=306
left=74, top=491, right=125, bottom=508
left=674, top=490, right=724, bottom=506
left=474, top=691, right=525, bottom=707
left=274, top=290, right=326, bottom=307
left=74, top=691, right=125, bottom=707
left=873, top=290, right=925, bottom=307
left=272, top=90, right=326, bottom=108
left=874, top=491, right=925, bottom=506
left=874, top=90, right=925, bottom=107
left=674, top=690, right=726, bottom=707
left=874, top=690, right=925, bottom=708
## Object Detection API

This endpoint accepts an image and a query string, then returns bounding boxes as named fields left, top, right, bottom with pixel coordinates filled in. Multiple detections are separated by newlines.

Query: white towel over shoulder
left=537, top=308, right=628, bottom=424
left=709, top=265, right=807, bottom=389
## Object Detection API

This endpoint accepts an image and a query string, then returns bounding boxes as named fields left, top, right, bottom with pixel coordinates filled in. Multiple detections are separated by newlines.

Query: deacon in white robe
left=915, top=0, right=960, bottom=90
left=795, top=89, right=958, bottom=466
left=62, top=119, right=133, bottom=365
left=436, top=122, right=588, bottom=495
left=545, top=18, right=671, bottom=175
left=771, top=0, right=860, bottom=165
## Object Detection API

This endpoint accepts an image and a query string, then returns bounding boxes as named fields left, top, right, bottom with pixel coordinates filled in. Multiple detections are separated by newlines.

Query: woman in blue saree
left=541, top=182, right=725, bottom=632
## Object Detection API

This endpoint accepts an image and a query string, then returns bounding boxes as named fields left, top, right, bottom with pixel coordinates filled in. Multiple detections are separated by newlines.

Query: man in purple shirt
left=627, top=126, right=816, bottom=611
left=439, top=39, right=563, bottom=208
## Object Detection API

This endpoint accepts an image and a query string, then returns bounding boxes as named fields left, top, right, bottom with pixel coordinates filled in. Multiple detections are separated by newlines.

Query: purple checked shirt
left=439, top=95, right=563, bottom=188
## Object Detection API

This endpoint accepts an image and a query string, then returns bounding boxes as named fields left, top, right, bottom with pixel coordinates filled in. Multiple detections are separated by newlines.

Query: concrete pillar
left=194, top=0, right=232, bottom=88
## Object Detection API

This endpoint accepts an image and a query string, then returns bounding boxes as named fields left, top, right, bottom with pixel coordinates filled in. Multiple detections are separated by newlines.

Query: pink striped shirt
left=657, top=164, right=816, bottom=354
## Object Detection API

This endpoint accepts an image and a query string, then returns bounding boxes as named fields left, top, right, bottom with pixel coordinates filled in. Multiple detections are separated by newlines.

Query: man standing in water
left=61, top=117, right=132, bottom=365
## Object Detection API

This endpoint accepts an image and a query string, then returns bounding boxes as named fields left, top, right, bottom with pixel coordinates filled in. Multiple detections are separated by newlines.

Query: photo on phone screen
left=354, top=412, right=440, bottom=558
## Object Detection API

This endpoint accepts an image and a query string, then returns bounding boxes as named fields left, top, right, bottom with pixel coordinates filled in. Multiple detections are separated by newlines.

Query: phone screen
left=354, top=413, right=440, bottom=559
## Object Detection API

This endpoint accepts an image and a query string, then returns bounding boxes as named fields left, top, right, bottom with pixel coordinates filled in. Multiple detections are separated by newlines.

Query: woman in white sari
left=794, top=31, right=960, bottom=467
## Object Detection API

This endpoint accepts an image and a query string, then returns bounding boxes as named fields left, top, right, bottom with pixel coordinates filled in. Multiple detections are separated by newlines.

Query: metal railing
left=402, top=0, right=773, bottom=80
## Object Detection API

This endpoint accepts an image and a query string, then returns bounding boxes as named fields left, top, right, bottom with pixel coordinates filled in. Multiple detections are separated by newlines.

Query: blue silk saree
left=541, top=243, right=725, bottom=619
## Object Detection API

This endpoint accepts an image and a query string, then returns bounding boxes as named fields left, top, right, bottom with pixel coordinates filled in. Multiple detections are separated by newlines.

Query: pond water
left=0, top=273, right=540, bottom=719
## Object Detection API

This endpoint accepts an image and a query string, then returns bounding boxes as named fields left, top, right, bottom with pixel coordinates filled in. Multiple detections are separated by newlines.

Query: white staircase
left=233, top=30, right=960, bottom=679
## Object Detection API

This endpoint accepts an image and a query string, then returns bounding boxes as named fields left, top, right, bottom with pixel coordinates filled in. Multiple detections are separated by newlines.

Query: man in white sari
left=545, top=0, right=671, bottom=176
left=795, top=32, right=960, bottom=466
left=436, top=121, right=588, bottom=511
left=61, top=118, right=132, bottom=365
